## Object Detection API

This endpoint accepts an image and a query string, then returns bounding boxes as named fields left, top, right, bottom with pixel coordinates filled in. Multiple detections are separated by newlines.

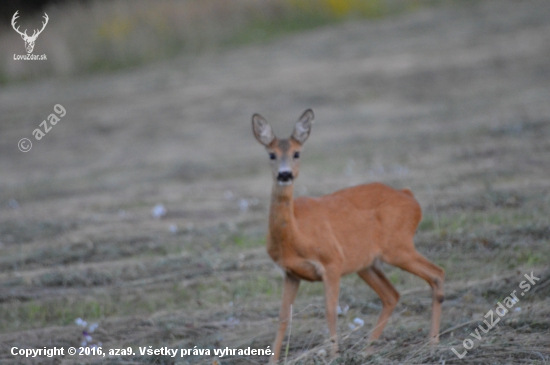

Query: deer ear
left=292, top=109, right=314, bottom=145
left=252, top=113, right=275, bottom=146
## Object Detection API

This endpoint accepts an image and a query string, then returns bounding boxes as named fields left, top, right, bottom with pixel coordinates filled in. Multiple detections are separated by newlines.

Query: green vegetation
left=0, top=297, right=112, bottom=332
left=231, top=235, right=265, bottom=249
left=228, top=0, right=390, bottom=45
left=1, top=0, right=464, bottom=84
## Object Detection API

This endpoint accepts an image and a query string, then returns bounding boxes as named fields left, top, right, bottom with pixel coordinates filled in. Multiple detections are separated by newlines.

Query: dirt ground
left=1, top=0, right=549, bottom=364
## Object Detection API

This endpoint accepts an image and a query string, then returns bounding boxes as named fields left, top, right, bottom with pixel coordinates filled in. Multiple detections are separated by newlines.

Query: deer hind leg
left=271, top=274, right=300, bottom=364
left=357, top=266, right=400, bottom=342
left=386, top=249, right=444, bottom=342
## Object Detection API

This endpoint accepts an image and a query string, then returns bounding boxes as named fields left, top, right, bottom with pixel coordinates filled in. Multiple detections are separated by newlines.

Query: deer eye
left=269, top=153, right=276, bottom=160
left=293, top=151, right=300, bottom=159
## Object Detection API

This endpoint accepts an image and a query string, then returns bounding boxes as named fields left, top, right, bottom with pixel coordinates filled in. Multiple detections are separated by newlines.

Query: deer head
left=12, top=11, right=49, bottom=54
left=252, top=109, right=314, bottom=186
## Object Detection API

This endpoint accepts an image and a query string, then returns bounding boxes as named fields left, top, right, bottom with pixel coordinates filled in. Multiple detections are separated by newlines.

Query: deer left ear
left=292, top=109, right=314, bottom=145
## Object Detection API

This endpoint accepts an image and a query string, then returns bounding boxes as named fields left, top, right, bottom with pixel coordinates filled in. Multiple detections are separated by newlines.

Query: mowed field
left=1, top=0, right=550, bottom=364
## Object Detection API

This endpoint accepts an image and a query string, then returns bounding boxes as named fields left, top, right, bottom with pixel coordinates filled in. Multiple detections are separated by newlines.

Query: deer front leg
left=322, top=269, right=341, bottom=358
left=271, top=273, right=300, bottom=364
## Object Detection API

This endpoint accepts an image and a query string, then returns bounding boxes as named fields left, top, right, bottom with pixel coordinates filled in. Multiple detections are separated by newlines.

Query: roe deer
left=251, top=109, right=444, bottom=362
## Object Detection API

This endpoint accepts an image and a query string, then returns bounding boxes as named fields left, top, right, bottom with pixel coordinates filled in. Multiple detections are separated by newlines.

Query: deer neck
left=268, top=184, right=299, bottom=258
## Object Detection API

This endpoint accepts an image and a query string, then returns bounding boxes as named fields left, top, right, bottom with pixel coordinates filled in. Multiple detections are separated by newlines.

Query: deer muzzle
left=277, top=171, right=293, bottom=185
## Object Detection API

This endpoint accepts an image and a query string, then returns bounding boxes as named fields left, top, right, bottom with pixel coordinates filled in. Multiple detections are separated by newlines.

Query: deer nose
left=277, top=171, right=293, bottom=183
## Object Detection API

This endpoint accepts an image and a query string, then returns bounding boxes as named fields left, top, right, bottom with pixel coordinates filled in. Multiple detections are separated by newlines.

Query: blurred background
left=1, top=0, right=440, bottom=82
left=0, top=0, right=549, bottom=364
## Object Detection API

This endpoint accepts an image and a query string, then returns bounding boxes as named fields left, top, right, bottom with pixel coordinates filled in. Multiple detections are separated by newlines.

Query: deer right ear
left=252, top=114, right=275, bottom=146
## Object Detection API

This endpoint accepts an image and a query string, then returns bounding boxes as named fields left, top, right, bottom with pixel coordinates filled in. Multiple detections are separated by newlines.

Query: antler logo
left=11, top=11, right=49, bottom=54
